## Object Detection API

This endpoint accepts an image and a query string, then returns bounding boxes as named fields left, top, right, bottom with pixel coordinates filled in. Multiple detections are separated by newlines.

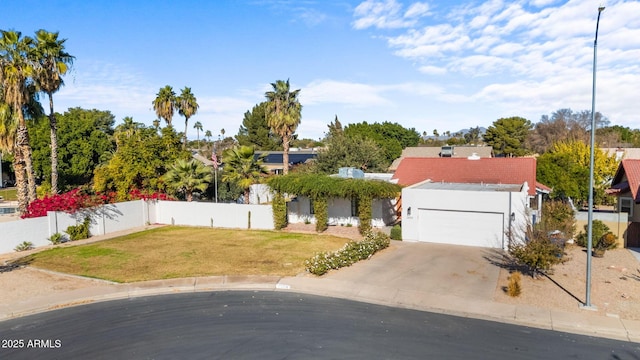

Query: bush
left=509, top=230, right=563, bottom=278
left=596, top=232, right=617, bottom=251
left=537, top=200, right=576, bottom=238
left=272, top=193, right=287, bottom=230
left=507, top=271, right=522, bottom=297
left=305, top=231, right=390, bottom=276
left=575, top=220, right=610, bottom=248
left=14, top=241, right=34, bottom=252
left=48, top=233, right=66, bottom=245
left=390, top=224, right=402, bottom=240
left=66, top=218, right=91, bottom=241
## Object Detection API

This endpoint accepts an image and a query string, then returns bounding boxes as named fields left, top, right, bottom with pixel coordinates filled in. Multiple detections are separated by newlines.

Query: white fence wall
left=1, top=200, right=274, bottom=255
left=155, top=201, right=273, bottom=230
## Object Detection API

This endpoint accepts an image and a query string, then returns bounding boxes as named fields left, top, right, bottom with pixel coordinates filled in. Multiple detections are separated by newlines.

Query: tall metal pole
left=585, top=6, right=605, bottom=308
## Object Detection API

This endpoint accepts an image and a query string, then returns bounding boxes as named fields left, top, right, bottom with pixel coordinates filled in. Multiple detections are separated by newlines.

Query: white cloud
left=301, top=80, right=392, bottom=106
left=418, top=65, right=447, bottom=75
left=352, top=0, right=429, bottom=29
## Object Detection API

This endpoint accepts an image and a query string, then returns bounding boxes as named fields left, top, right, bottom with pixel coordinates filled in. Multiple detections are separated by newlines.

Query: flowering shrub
left=305, top=231, right=390, bottom=276
left=128, top=188, right=175, bottom=201
left=22, top=188, right=115, bottom=219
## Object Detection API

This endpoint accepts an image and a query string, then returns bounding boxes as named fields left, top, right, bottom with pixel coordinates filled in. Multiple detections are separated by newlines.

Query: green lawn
left=0, top=187, right=17, bottom=201
left=22, top=226, right=350, bottom=282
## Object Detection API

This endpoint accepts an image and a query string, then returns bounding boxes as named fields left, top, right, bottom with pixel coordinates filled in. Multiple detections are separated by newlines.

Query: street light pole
left=585, top=5, right=605, bottom=309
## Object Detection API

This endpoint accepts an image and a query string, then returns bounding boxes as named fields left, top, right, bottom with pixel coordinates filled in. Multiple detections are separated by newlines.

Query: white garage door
left=418, top=209, right=505, bottom=248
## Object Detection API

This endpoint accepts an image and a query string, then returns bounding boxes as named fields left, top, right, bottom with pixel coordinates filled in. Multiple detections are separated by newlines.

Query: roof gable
left=391, top=157, right=538, bottom=196
left=611, top=159, right=640, bottom=202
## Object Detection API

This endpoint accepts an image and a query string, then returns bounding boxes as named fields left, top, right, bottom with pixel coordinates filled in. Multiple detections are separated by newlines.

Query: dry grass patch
left=22, top=226, right=350, bottom=282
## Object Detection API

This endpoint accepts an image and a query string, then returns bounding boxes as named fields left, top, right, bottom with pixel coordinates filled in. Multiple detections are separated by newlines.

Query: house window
left=309, top=198, right=314, bottom=215
left=620, top=197, right=633, bottom=219
left=351, top=198, right=359, bottom=217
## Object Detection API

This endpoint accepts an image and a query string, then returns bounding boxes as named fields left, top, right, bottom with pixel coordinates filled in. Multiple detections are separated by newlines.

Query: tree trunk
left=282, top=134, right=290, bottom=175
left=48, top=93, right=59, bottom=194
left=186, top=190, right=193, bottom=202
left=13, top=145, right=28, bottom=215
left=244, top=189, right=250, bottom=204
left=183, top=118, right=189, bottom=150
left=17, top=124, right=37, bottom=202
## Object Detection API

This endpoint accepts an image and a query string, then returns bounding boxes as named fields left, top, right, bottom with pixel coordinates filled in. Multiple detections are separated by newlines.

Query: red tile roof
left=611, top=159, right=640, bottom=202
left=391, top=157, right=538, bottom=196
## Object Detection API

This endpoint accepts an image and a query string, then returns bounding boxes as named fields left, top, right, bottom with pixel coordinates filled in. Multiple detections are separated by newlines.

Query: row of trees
left=0, top=29, right=73, bottom=212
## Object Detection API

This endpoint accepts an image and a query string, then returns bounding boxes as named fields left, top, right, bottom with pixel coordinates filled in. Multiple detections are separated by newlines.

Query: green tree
left=0, top=30, right=38, bottom=212
left=483, top=116, right=533, bottom=157
left=113, top=116, right=142, bottom=148
left=93, top=125, right=188, bottom=200
left=152, top=85, right=176, bottom=127
left=176, top=86, right=198, bottom=149
left=193, top=121, right=203, bottom=149
left=221, top=145, right=268, bottom=204
left=537, top=140, right=618, bottom=204
left=30, top=108, right=115, bottom=190
left=163, top=158, right=212, bottom=202
left=265, top=79, right=302, bottom=175
left=204, top=130, right=212, bottom=146
left=342, top=121, right=420, bottom=164
left=33, top=29, right=74, bottom=194
left=236, top=102, right=282, bottom=150
left=315, top=118, right=388, bottom=174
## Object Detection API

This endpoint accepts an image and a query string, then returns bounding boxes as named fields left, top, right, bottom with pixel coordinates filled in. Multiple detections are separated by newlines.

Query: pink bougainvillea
left=21, top=188, right=173, bottom=218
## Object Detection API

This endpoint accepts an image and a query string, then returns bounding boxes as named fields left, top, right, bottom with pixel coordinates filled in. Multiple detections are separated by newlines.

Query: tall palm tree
left=152, top=85, right=176, bottom=127
left=204, top=130, right=212, bottom=148
left=176, top=87, right=198, bottom=149
left=0, top=30, right=39, bottom=211
left=193, top=121, right=203, bottom=149
left=33, top=29, right=74, bottom=194
left=221, top=145, right=267, bottom=204
left=162, top=159, right=212, bottom=202
left=264, top=79, right=301, bottom=175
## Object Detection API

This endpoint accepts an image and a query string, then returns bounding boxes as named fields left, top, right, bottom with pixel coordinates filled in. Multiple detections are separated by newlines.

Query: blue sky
left=3, top=0, right=639, bottom=140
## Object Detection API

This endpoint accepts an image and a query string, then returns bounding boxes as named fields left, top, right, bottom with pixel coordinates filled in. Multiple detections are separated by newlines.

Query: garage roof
left=392, top=157, right=538, bottom=196
left=409, top=181, right=524, bottom=192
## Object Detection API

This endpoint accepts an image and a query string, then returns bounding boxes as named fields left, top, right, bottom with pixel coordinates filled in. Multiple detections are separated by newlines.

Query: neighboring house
left=388, top=146, right=493, bottom=172
left=256, top=149, right=318, bottom=174
left=392, top=156, right=550, bottom=248
left=606, top=159, right=640, bottom=247
left=602, top=148, right=640, bottom=161
left=286, top=168, right=399, bottom=227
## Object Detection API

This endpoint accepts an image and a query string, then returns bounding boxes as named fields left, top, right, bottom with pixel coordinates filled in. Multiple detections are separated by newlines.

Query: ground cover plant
left=21, top=226, right=349, bottom=282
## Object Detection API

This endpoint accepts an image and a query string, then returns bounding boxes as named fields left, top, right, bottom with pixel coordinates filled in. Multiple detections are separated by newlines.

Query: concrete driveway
left=323, top=241, right=501, bottom=300
left=281, top=240, right=503, bottom=309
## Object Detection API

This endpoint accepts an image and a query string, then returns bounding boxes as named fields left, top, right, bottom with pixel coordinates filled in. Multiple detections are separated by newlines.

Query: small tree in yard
left=508, top=228, right=564, bottom=278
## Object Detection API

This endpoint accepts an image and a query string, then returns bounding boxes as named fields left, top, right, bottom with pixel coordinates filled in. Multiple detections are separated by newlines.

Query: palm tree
left=193, top=121, right=203, bottom=149
left=204, top=130, right=212, bottom=148
left=114, top=116, right=142, bottom=148
left=0, top=30, right=39, bottom=211
left=264, top=79, right=302, bottom=175
left=162, top=159, right=212, bottom=202
left=221, top=145, right=267, bottom=204
left=152, top=85, right=176, bottom=127
left=152, top=119, right=160, bottom=131
left=176, top=87, right=198, bottom=149
left=33, top=29, right=74, bottom=194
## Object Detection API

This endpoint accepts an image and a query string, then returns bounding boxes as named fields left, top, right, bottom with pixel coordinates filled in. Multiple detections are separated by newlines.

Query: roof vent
left=468, top=152, right=480, bottom=160
left=440, top=146, right=453, bottom=157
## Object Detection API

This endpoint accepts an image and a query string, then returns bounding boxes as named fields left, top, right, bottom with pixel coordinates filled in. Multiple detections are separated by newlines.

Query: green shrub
left=357, top=196, right=372, bottom=235
left=305, top=231, right=390, bottom=276
left=596, top=232, right=617, bottom=251
left=14, top=241, right=34, bottom=252
left=537, top=200, right=576, bottom=238
left=314, top=197, right=328, bottom=233
left=66, top=218, right=91, bottom=241
left=272, top=193, right=287, bottom=230
left=48, top=233, right=65, bottom=245
left=390, top=224, right=402, bottom=240
left=509, top=230, right=563, bottom=278
left=575, top=220, right=610, bottom=248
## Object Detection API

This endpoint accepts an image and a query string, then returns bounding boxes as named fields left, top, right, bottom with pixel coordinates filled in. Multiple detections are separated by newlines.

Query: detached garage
left=401, top=181, right=529, bottom=249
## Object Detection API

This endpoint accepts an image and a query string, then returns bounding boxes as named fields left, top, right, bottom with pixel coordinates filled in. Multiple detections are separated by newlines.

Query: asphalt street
left=1, top=291, right=638, bottom=359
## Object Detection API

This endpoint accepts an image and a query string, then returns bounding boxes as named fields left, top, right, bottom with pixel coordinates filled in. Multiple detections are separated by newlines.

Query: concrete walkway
left=1, top=235, right=640, bottom=343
